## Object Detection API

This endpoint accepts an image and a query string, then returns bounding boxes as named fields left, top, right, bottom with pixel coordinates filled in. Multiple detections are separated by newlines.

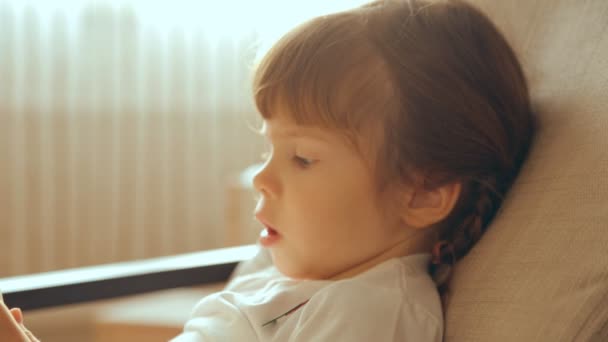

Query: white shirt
left=172, top=247, right=443, bottom=341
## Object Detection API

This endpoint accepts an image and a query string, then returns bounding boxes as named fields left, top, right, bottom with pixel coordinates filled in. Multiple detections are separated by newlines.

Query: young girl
left=171, top=0, right=535, bottom=340
left=1, top=0, right=535, bottom=341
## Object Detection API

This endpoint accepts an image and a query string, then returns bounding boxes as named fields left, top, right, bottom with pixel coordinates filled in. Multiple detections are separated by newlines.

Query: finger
left=22, top=326, right=40, bottom=342
left=10, top=308, right=23, bottom=324
left=0, top=302, right=29, bottom=340
left=0, top=301, right=19, bottom=329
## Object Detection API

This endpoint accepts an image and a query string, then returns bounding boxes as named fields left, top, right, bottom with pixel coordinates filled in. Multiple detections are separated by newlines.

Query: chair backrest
left=445, top=0, right=608, bottom=341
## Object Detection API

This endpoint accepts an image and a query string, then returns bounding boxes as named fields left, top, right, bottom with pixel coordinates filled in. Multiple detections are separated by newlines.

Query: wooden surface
left=94, top=283, right=225, bottom=342
left=21, top=283, right=225, bottom=342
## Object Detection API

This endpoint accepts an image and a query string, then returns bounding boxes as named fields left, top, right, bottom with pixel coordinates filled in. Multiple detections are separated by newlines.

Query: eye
left=293, top=155, right=314, bottom=168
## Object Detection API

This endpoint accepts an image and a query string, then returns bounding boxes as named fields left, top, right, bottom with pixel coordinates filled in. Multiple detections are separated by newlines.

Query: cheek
left=326, top=165, right=380, bottom=216
left=295, top=171, right=381, bottom=233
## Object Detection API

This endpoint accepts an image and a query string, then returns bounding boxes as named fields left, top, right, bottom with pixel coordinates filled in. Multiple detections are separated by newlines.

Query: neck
left=327, top=228, right=435, bottom=281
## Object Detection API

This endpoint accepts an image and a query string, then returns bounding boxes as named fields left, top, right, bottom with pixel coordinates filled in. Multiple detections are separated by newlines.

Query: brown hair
left=253, top=0, right=536, bottom=302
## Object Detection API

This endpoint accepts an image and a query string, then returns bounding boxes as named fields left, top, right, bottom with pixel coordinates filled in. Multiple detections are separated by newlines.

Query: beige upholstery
left=445, top=0, right=608, bottom=341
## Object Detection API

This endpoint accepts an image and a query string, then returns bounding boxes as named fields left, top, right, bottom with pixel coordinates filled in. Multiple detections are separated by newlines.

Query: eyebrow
left=263, top=125, right=332, bottom=144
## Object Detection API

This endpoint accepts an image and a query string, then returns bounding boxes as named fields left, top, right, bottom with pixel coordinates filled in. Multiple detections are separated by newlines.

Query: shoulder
left=173, top=292, right=258, bottom=342
left=289, top=258, right=443, bottom=341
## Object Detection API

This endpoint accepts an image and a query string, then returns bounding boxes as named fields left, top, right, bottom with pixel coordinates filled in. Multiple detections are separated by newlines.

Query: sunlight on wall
left=1, top=0, right=371, bottom=34
left=0, top=0, right=372, bottom=277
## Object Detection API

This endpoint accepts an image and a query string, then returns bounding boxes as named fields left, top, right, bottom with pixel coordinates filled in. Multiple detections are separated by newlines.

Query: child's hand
left=1, top=297, right=40, bottom=342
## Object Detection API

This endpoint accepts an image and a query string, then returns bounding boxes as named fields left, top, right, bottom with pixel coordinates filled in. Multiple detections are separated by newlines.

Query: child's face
left=253, top=115, right=411, bottom=280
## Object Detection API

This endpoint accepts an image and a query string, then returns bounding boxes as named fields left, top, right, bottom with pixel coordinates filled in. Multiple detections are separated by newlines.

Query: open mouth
left=259, top=223, right=281, bottom=247
left=255, top=214, right=282, bottom=246
left=265, top=225, right=278, bottom=235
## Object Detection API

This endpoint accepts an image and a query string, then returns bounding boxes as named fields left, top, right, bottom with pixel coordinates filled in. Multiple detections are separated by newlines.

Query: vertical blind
left=0, top=0, right=370, bottom=277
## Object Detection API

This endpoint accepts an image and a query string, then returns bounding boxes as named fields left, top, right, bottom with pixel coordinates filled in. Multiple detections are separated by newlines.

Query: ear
left=400, top=181, right=462, bottom=229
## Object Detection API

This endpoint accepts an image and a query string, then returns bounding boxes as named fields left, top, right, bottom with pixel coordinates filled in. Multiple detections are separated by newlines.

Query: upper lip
left=255, top=213, right=279, bottom=233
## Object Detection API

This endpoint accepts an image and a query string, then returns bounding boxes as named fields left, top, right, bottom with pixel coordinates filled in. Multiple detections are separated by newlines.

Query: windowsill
left=0, top=244, right=258, bottom=311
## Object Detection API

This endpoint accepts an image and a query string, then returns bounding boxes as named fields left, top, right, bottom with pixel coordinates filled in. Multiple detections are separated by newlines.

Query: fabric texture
left=445, top=0, right=608, bottom=341
left=173, top=247, right=442, bottom=341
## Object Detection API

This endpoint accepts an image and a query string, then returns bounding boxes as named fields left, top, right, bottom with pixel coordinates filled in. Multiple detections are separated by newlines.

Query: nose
left=252, top=161, right=280, bottom=199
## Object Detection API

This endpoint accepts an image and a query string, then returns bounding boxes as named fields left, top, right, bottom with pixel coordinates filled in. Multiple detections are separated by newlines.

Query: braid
left=452, top=181, right=499, bottom=260
left=430, top=177, right=504, bottom=309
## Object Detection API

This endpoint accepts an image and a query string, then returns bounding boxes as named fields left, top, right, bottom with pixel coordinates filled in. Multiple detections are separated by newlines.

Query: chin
left=273, top=260, right=301, bottom=278
left=272, top=254, right=318, bottom=280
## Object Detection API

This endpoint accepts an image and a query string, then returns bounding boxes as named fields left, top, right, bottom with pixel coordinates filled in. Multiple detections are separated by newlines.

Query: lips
left=260, top=226, right=279, bottom=237
left=264, top=226, right=278, bottom=235
left=255, top=214, right=277, bottom=232
left=260, top=221, right=280, bottom=236
left=255, top=214, right=282, bottom=247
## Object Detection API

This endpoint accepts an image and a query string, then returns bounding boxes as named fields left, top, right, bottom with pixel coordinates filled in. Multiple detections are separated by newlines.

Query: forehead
left=261, top=118, right=337, bottom=143
left=261, top=117, right=379, bottom=165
